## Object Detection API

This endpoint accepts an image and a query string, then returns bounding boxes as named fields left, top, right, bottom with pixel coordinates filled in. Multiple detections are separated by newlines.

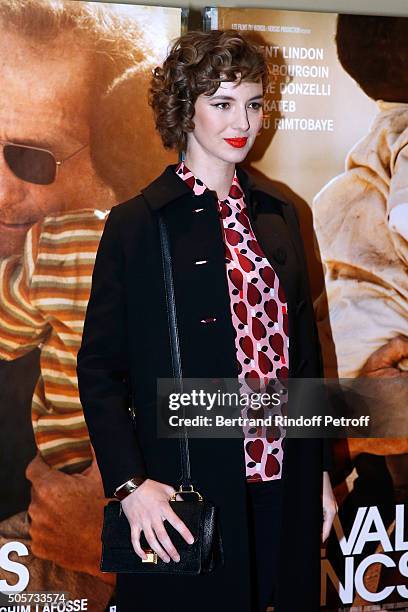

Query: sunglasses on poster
left=0, top=140, right=88, bottom=185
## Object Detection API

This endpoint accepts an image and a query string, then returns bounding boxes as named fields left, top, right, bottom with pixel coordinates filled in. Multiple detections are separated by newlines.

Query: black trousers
left=246, top=479, right=283, bottom=612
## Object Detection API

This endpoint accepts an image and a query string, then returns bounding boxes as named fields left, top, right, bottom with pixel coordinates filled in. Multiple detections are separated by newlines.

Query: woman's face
left=186, top=79, right=263, bottom=166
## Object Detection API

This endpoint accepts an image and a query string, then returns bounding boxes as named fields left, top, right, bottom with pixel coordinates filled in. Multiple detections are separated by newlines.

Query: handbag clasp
left=171, top=485, right=203, bottom=502
left=142, top=550, right=158, bottom=564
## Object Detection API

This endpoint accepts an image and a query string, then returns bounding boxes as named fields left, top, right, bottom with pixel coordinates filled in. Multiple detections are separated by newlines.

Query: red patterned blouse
left=176, top=163, right=289, bottom=482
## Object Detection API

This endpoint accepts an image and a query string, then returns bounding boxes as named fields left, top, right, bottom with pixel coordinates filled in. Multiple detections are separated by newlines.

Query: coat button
left=272, top=247, right=286, bottom=265
left=200, top=317, right=217, bottom=324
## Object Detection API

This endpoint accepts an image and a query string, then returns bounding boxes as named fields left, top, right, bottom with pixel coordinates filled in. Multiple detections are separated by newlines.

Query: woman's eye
left=212, top=103, right=230, bottom=110
left=249, top=102, right=263, bottom=111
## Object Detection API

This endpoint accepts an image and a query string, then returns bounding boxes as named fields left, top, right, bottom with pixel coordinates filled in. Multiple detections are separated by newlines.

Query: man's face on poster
left=0, top=28, right=114, bottom=258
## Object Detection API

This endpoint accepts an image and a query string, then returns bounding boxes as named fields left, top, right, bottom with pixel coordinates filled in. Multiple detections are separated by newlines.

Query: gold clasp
left=142, top=550, right=158, bottom=564
left=170, top=485, right=203, bottom=502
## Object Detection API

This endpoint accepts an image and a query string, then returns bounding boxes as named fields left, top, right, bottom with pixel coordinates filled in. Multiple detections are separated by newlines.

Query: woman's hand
left=120, top=478, right=195, bottom=563
left=321, top=471, right=337, bottom=543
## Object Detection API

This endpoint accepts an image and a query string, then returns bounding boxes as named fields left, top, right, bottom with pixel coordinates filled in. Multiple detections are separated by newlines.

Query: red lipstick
left=224, top=137, right=248, bottom=148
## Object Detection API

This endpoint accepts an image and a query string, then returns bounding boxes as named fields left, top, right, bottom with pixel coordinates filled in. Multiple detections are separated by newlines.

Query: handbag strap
left=158, top=214, right=192, bottom=490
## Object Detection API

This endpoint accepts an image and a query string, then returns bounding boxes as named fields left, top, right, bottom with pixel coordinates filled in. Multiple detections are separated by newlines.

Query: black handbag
left=100, top=213, right=223, bottom=574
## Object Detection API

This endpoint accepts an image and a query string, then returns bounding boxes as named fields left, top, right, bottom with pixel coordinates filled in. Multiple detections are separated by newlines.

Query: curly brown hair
left=149, top=30, right=268, bottom=152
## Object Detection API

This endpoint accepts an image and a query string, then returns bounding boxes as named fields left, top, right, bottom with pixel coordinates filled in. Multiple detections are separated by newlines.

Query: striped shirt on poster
left=0, top=209, right=108, bottom=472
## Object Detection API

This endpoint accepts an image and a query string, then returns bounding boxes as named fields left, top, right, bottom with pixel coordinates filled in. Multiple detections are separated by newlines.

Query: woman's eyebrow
left=209, top=94, right=264, bottom=101
left=208, top=95, right=235, bottom=101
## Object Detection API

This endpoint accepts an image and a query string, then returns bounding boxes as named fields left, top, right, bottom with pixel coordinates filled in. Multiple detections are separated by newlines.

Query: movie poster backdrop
left=0, top=2, right=180, bottom=610
left=1, top=2, right=407, bottom=611
left=209, top=7, right=408, bottom=610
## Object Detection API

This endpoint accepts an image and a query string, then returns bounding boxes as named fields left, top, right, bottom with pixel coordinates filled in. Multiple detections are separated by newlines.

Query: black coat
left=77, top=165, right=331, bottom=612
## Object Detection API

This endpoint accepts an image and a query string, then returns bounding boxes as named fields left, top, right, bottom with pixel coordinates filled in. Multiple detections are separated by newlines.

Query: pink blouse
left=176, top=163, right=289, bottom=482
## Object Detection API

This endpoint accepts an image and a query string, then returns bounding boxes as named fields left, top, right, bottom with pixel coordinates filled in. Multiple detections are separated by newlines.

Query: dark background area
left=0, top=349, right=39, bottom=520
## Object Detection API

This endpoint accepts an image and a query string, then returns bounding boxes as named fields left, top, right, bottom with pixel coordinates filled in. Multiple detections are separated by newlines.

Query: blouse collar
left=175, top=161, right=245, bottom=209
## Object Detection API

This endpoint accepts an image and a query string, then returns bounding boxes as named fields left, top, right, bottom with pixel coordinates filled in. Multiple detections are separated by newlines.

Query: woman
left=77, top=30, right=336, bottom=612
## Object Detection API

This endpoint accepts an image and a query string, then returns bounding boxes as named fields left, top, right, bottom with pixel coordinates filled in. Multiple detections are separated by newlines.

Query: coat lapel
left=141, top=164, right=303, bottom=377
left=160, top=188, right=239, bottom=380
